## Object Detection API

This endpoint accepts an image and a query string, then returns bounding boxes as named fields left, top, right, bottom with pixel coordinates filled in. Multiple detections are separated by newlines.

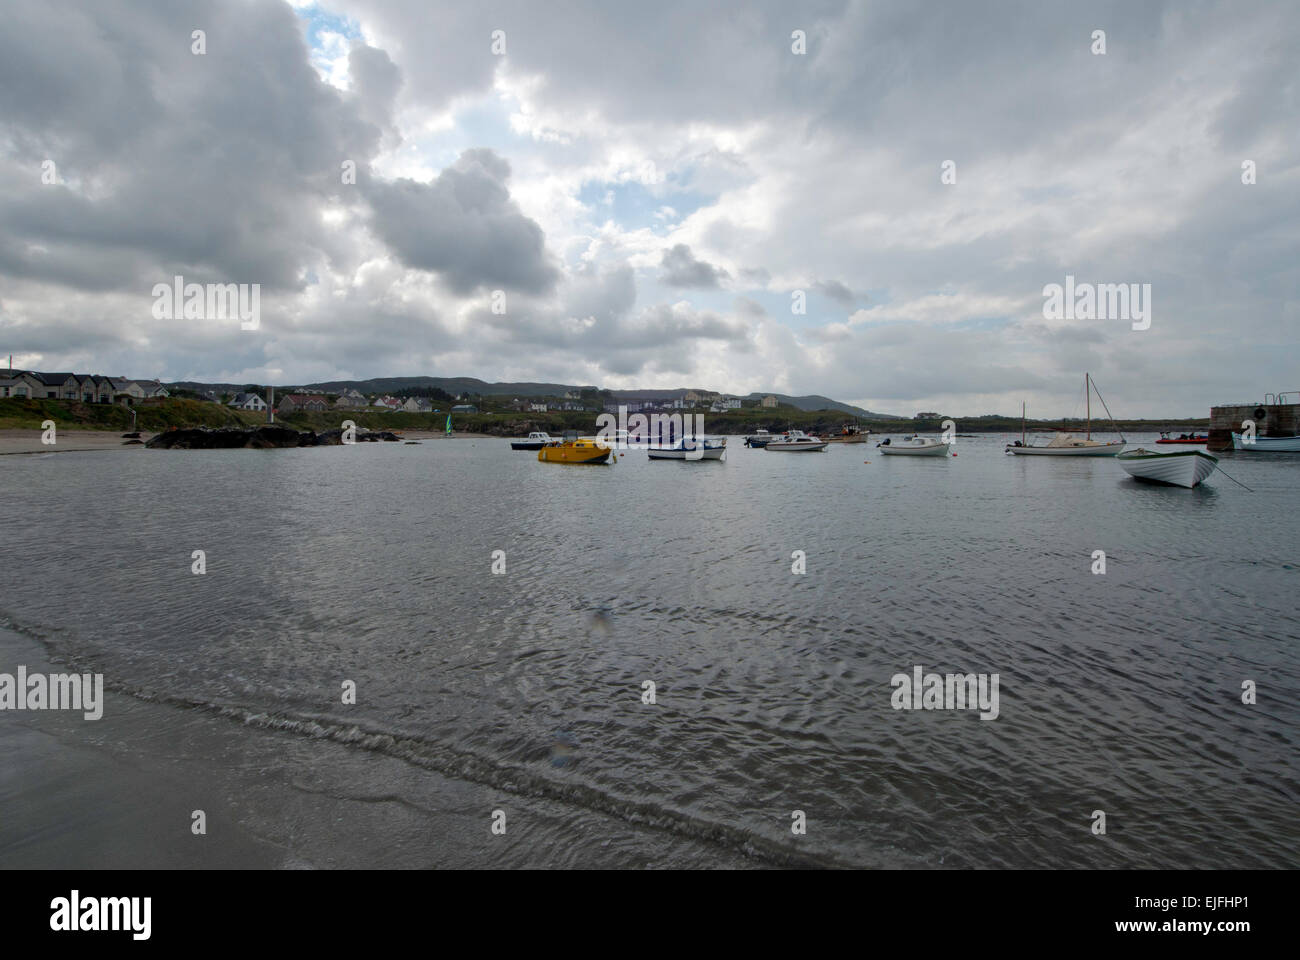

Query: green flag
left=445, top=413, right=452, bottom=436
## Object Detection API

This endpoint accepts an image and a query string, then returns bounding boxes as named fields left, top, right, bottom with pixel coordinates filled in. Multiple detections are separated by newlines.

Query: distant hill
left=165, top=375, right=898, bottom=417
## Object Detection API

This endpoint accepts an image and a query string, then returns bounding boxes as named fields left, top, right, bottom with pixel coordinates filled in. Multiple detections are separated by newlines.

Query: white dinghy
left=1116, top=447, right=1219, bottom=488
left=877, top=436, right=952, bottom=456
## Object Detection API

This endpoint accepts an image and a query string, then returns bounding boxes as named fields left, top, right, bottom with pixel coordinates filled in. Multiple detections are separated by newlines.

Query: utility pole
left=267, top=385, right=274, bottom=423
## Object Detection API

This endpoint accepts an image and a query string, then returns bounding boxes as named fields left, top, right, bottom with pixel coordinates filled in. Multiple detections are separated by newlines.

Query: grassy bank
left=0, top=397, right=1209, bottom=436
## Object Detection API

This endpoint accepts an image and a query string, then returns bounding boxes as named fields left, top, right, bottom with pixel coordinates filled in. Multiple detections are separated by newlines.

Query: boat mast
left=1086, top=372, right=1091, bottom=440
left=1021, top=401, right=1025, bottom=445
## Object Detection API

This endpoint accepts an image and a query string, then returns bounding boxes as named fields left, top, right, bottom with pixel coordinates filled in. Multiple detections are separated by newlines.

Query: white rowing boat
left=1116, top=447, right=1218, bottom=488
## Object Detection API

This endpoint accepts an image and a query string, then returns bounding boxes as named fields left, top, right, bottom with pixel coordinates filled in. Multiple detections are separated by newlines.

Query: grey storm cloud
left=811, top=280, right=857, bottom=307
left=363, top=149, right=558, bottom=295
left=0, top=0, right=1296, bottom=416
left=660, top=244, right=729, bottom=289
left=0, top=0, right=556, bottom=301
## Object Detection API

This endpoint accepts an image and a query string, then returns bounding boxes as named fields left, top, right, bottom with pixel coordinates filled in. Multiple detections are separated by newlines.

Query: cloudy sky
left=1, top=0, right=1295, bottom=417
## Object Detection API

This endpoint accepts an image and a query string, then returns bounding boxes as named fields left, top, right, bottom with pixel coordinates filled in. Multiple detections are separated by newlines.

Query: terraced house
left=0, top=370, right=164, bottom=404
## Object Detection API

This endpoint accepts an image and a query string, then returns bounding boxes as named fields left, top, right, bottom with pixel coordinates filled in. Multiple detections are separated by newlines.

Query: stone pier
left=1208, top=401, right=1300, bottom=451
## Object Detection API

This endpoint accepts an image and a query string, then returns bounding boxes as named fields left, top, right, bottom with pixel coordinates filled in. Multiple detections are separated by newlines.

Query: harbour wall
left=1208, top=402, right=1300, bottom=451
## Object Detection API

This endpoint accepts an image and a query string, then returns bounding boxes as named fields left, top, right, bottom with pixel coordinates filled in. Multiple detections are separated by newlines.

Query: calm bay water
left=1, top=434, right=1297, bottom=868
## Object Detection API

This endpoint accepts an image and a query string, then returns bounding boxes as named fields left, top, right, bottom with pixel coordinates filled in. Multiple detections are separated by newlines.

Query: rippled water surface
left=2, top=435, right=1297, bottom=867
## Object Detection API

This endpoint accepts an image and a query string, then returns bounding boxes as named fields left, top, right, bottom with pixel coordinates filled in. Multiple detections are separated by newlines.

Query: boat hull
left=879, top=441, right=951, bottom=456
left=1006, top=442, right=1123, bottom=456
left=765, top=441, right=828, bottom=452
left=538, top=441, right=611, bottom=464
left=648, top=446, right=725, bottom=460
left=1117, top=448, right=1218, bottom=488
left=1156, top=438, right=1208, bottom=445
left=510, top=441, right=547, bottom=450
left=1232, top=432, right=1300, bottom=452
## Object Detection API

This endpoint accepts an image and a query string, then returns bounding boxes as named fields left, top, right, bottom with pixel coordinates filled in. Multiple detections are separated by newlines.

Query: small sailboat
left=1117, top=447, right=1219, bottom=488
left=1005, top=374, right=1124, bottom=456
left=877, top=436, right=951, bottom=456
left=647, top=436, right=726, bottom=460
left=1231, top=432, right=1300, bottom=452
left=765, top=430, right=828, bottom=452
left=445, top=413, right=453, bottom=437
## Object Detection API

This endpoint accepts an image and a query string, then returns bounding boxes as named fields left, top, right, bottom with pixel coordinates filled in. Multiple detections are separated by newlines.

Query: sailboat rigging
left=1006, top=373, right=1125, bottom=456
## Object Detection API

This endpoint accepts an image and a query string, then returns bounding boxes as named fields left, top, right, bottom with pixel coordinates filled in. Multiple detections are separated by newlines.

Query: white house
left=228, top=392, right=267, bottom=411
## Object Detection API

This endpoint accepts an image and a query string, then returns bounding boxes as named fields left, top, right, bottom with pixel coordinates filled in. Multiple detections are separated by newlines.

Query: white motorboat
left=1116, top=447, right=1218, bottom=488
left=877, top=436, right=952, bottom=456
left=1231, top=432, right=1300, bottom=452
left=744, top=429, right=777, bottom=448
left=510, top=431, right=553, bottom=450
left=765, top=430, right=828, bottom=452
left=1005, top=374, right=1124, bottom=456
left=648, top=436, right=726, bottom=460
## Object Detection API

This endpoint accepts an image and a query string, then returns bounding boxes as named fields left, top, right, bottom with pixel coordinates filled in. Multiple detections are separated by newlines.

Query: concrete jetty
left=1208, top=395, right=1300, bottom=450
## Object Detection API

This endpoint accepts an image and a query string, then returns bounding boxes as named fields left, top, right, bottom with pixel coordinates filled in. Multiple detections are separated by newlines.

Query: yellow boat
left=537, top=436, right=612, bottom=464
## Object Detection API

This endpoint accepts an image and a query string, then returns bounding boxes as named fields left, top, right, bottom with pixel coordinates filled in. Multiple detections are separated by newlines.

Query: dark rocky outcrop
left=146, top=426, right=400, bottom=449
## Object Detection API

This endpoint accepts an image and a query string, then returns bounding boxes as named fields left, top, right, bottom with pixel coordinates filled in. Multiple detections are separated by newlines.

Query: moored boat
left=1116, top=447, right=1218, bottom=488
left=510, top=431, right=554, bottom=450
left=1006, top=434, right=1124, bottom=456
left=824, top=423, right=869, bottom=443
left=1231, top=432, right=1300, bottom=452
left=1157, top=432, right=1209, bottom=445
left=877, top=436, right=951, bottom=456
left=765, top=430, right=828, bottom=452
left=744, top=429, right=777, bottom=448
left=538, top=435, right=612, bottom=464
left=647, top=436, right=727, bottom=460
left=1005, top=374, right=1124, bottom=456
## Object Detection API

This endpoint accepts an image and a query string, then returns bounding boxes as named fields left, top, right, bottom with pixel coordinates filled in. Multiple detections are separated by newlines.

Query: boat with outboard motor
left=877, top=436, right=952, bottom=456
left=647, top=436, right=727, bottom=460
left=1005, top=374, right=1124, bottom=456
